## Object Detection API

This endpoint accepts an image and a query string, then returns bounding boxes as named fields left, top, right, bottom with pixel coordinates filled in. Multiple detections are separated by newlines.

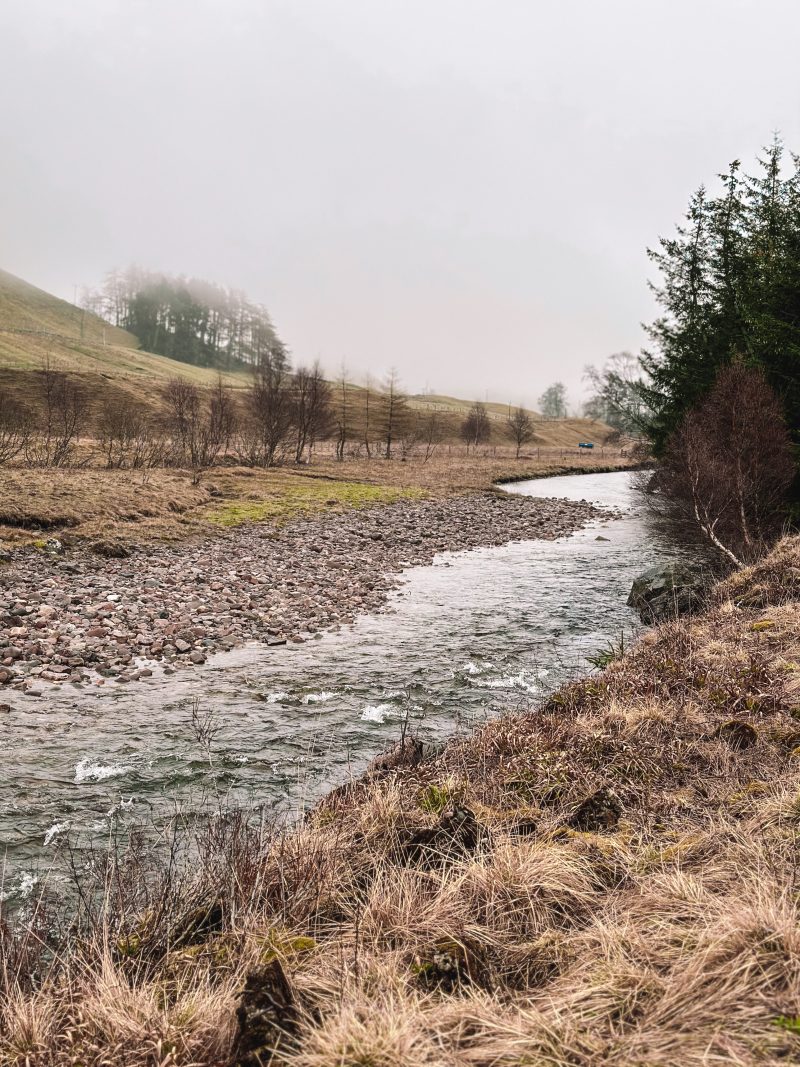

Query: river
left=1, top=469, right=691, bottom=899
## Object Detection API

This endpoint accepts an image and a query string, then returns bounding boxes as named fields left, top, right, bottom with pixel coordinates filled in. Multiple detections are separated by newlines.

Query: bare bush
left=292, top=362, right=333, bottom=463
left=163, top=377, right=201, bottom=458
left=210, top=374, right=237, bottom=454
left=244, top=342, right=294, bottom=467
left=163, top=376, right=238, bottom=479
left=24, top=357, right=89, bottom=468
left=460, top=401, right=491, bottom=450
left=661, top=362, right=794, bottom=566
left=0, top=389, right=31, bottom=464
left=419, top=410, right=443, bottom=462
left=505, top=406, right=535, bottom=458
left=96, top=403, right=174, bottom=469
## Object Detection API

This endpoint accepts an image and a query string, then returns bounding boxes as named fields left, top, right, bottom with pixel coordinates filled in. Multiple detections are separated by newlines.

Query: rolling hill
left=0, top=268, right=610, bottom=444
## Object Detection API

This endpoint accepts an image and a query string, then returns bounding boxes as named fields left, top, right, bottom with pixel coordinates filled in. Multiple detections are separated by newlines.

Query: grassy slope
left=0, top=269, right=253, bottom=412
left=409, top=393, right=604, bottom=447
left=4, top=539, right=800, bottom=1064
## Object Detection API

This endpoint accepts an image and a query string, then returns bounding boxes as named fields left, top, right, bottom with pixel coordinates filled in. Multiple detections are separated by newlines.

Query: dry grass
left=4, top=537, right=800, bottom=1064
left=0, top=448, right=632, bottom=545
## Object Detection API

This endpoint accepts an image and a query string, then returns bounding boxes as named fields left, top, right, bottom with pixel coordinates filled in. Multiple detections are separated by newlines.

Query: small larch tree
left=379, top=369, right=408, bottom=459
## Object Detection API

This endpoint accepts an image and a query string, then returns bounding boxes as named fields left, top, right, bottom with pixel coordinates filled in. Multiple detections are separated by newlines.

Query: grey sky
left=2, top=0, right=800, bottom=407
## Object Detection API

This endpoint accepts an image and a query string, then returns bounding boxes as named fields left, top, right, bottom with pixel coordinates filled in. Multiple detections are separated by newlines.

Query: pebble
left=0, top=492, right=599, bottom=688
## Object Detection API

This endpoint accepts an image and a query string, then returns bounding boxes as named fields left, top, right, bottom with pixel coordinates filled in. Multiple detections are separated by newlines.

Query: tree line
left=593, top=137, right=800, bottom=567
left=0, top=357, right=467, bottom=475
left=82, top=268, right=280, bottom=370
left=642, top=138, right=800, bottom=454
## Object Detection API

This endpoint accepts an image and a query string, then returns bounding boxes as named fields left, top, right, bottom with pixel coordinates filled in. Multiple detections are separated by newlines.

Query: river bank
left=0, top=489, right=600, bottom=691
left=3, top=530, right=800, bottom=1065
left=0, top=449, right=633, bottom=545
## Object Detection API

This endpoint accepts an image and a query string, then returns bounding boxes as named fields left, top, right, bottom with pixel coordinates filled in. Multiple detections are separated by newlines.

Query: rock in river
left=627, top=562, right=706, bottom=623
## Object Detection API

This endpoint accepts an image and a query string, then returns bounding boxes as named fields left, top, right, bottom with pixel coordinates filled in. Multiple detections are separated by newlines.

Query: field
left=0, top=446, right=633, bottom=545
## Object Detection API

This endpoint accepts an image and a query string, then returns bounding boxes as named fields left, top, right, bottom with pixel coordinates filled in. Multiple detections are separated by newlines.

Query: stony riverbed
left=0, top=491, right=598, bottom=693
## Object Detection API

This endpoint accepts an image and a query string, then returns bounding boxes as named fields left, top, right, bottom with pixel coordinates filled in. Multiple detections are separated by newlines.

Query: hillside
left=0, top=269, right=253, bottom=411
left=0, top=268, right=610, bottom=446
left=410, top=393, right=606, bottom=447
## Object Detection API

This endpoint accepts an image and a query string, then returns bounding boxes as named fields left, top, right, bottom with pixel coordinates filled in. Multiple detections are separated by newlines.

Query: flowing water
left=1, top=470, right=692, bottom=899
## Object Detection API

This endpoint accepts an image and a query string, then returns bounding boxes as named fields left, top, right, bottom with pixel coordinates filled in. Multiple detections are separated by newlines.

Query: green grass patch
left=207, top=480, right=426, bottom=527
left=773, top=1016, right=800, bottom=1034
left=418, top=783, right=451, bottom=815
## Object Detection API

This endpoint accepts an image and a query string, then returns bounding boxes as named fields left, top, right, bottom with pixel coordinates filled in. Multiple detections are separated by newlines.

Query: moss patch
left=206, top=480, right=426, bottom=527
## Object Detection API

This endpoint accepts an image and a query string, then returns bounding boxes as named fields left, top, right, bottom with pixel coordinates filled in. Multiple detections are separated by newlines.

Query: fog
left=2, top=0, right=799, bottom=406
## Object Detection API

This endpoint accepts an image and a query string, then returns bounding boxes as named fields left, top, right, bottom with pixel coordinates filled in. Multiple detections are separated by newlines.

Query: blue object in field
left=578, top=442, right=594, bottom=449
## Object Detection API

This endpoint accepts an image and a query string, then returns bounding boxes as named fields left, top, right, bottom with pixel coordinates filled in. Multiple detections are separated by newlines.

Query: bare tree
left=362, top=373, right=374, bottom=458
left=97, top=402, right=149, bottom=468
left=163, top=376, right=230, bottom=479
left=292, top=361, right=333, bottom=463
left=420, top=410, right=443, bottom=462
left=163, top=378, right=200, bottom=458
left=96, top=403, right=175, bottom=470
left=209, top=374, right=237, bottom=456
left=460, top=401, right=491, bottom=450
left=334, top=364, right=350, bottom=462
left=25, top=357, right=89, bottom=467
left=249, top=341, right=294, bottom=467
left=0, top=390, right=31, bottom=464
left=505, top=406, right=535, bottom=458
left=661, top=362, right=794, bottom=567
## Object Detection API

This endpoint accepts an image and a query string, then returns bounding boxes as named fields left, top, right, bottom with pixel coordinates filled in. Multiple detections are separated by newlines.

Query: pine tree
left=641, top=138, right=800, bottom=455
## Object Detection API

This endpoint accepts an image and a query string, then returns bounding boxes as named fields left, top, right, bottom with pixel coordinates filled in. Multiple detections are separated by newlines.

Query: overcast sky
left=2, top=0, right=800, bottom=406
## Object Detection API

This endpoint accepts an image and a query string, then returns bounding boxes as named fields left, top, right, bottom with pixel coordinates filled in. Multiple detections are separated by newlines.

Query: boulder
left=627, top=562, right=706, bottom=623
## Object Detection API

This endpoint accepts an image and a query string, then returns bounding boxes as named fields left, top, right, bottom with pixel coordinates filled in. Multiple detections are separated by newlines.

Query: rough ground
left=0, top=490, right=598, bottom=691
left=4, top=538, right=800, bottom=1066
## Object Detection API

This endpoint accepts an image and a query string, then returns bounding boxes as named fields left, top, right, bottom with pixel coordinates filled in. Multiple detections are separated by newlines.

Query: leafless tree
left=97, top=404, right=175, bottom=470
left=505, top=406, right=535, bottom=458
left=420, top=410, right=443, bottom=462
left=0, top=390, right=31, bottom=464
left=334, top=364, right=350, bottom=462
left=661, top=362, right=794, bottom=567
left=164, top=377, right=229, bottom=479
left=163, top=378, right=200, bottom=458
left=248, top=341, right=294, bottom=467
left=209, top=374, right=237, bottom=456
left=97, top=402, right=149, bottom=468
left=361, top=373, right=375, bottom=458
left=460, top=401, right=492, bottom=451
left=25, top=356, right=89, bottom=467
left=292, top=361, right=333, bottom=463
